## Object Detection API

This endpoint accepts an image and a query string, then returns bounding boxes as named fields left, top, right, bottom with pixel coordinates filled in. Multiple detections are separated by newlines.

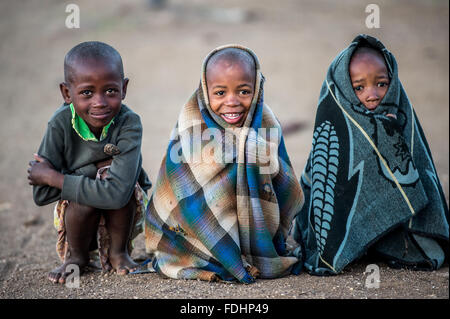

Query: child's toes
left=116, top=267, right=130, bottom=275
left=117, top=265, right=137, bottom=275
left=48, top=266, right=65, bottom=284
left=128, top=265, right=139, bottom=274
left=109, top=254, right=138, bottom=275
left=58, top=272, right=70, bottom=284
left=48, top=272, right=61, bottom=283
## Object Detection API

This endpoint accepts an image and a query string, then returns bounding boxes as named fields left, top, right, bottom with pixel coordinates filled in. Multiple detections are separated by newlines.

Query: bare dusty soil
left=0, top=0, right=448, bottom=303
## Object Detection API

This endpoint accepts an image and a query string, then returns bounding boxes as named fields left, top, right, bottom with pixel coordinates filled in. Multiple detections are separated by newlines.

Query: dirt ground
left=0, top=0, right=448, bottom=302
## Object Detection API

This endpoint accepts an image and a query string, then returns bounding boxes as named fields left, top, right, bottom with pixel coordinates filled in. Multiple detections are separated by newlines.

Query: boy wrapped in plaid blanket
left=144, top=45, right=304, bottom=283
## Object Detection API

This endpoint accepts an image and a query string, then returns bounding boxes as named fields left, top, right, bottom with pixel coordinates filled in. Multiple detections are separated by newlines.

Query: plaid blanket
left=292, top=34, right=449, bottom=275
left=144, top=45, right=304, bottom=283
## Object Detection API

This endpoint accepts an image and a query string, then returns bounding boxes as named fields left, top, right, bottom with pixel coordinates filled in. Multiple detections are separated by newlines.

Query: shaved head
left=206, top=47, right=255, bottom=78
left=351, top=45, right=386, bottom=65
left=64, top=41, right=124, bottom=84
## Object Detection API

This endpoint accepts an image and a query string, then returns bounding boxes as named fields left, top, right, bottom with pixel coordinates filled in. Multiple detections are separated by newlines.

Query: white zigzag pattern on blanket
left=311, top=120, right=339, bottom=255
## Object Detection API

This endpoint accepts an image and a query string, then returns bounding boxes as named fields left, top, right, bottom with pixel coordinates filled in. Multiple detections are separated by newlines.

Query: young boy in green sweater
left=27, top=41, right=151, bottom=284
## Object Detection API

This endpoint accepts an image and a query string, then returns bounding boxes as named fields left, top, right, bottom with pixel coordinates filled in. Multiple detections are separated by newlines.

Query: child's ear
left=121, top=78, right=129, bottom=100
left=59, top=82, right=72, bottom=104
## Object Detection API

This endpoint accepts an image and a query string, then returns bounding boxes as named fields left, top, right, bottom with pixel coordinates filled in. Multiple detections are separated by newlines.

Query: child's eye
left=240, top=90, right=251, bottom=95
left=215, top=91, right=225, bottom=96
left=106, top=88, right=118, bottom=95
left=378, top=82, right=389, bottom=88
left=81, top=90, right=92, bottom=96
left=353, top=85, right=363, bottom=92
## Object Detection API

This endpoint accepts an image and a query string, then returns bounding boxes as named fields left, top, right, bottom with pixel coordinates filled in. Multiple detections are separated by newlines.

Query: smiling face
left=206, top=57, right=255, bottom=127
left=349, top=49, right=390, bottom=111
left=60, top=58, right=128, bottom=137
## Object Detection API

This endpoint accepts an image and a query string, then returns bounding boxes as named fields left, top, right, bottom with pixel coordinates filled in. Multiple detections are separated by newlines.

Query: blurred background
left=0, top=0, right=448, bottom=295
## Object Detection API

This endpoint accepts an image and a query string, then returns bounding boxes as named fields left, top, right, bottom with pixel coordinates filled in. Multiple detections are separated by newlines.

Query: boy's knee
left=111, top=196, right=136, bottom=214
left=67, top=201, right=98, bottom=217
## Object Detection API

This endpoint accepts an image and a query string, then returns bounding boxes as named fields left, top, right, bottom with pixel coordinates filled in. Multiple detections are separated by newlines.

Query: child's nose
left=92, top=94, right=107, bottom=107
left=224, top=94, right=239, bottom=106
left=366, top=87, right=380, bottom=101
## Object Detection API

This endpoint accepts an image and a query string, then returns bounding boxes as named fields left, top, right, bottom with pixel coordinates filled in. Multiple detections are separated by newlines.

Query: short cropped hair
left=351, top=45, right=385, bottom=64
left=206, top=48, right=255, bottom=75
left=64, top=41, right=124, bottom=84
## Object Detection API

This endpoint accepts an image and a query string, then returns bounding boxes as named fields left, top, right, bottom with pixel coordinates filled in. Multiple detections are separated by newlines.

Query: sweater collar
left=70, top=103, right=114, bottom=142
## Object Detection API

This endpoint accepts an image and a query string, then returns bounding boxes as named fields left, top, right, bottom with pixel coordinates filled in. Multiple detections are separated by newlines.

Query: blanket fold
left=293, top=34, right=449, bottom=275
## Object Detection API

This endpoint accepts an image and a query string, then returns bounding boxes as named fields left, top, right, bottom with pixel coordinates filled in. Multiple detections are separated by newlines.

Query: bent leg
left=49, top=202, right=100, bottom=284
left=103, top=197, right=138, bottom=275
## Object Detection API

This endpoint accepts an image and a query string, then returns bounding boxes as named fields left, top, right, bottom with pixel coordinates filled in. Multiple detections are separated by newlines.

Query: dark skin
left=27, top=57, right=139, bottom=284
left=206, top=58, right=255, bottom=127
left=349, top=50, right=396, bottom=119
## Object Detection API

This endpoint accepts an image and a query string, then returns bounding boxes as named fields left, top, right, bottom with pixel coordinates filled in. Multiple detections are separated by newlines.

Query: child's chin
left=363, top=104, right=379, bottom=111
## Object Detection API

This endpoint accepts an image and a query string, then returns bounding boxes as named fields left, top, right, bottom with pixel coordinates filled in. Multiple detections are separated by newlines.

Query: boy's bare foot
left=48, top=256, right=87, bottom=284
left=108, top=252, right=139, bottom=275
left=103, top=196, right=138, bottom=275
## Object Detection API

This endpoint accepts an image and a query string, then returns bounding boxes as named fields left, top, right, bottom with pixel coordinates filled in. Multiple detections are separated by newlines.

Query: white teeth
left=223, top=113, right=240, bottom=119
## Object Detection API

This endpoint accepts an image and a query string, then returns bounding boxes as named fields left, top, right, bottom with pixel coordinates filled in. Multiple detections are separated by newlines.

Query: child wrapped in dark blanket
left=292, top=34, right=449, bottom=275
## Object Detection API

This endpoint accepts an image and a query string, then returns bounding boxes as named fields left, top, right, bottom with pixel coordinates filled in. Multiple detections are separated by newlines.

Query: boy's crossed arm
left=28, top=154, right=64, bottom=189
left=28, top=153, right=113, bottom=186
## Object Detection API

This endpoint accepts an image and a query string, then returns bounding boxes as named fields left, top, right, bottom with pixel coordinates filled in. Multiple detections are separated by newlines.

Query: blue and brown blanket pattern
left=145, top=45, right=304, bottom=283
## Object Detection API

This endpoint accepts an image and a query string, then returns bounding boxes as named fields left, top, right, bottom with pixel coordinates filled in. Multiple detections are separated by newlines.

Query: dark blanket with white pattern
left=292, top=34, right=449, bottom=275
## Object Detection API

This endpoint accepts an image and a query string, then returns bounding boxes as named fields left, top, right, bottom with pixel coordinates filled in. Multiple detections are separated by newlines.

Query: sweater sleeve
left=60, top=113, right=143, bottom=210
left=33, top=122, right=65, bottom=206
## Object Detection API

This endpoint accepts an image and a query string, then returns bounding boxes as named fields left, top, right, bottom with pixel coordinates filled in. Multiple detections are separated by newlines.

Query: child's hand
left=27, top=154, right=57, bottom=186
left=386, top=113, right=397, bottom=120
left=95, top=158, right=113, bottom=180
left=95, top=158, right=113, bottom=169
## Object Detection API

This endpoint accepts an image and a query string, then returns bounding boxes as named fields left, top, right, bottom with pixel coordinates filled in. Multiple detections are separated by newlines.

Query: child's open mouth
left=221, top=112, right=244, bottom=124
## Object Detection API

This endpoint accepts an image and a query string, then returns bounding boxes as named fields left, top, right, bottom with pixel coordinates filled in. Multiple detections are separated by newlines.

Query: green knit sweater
left=33, top=103, right=152, bottom=210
